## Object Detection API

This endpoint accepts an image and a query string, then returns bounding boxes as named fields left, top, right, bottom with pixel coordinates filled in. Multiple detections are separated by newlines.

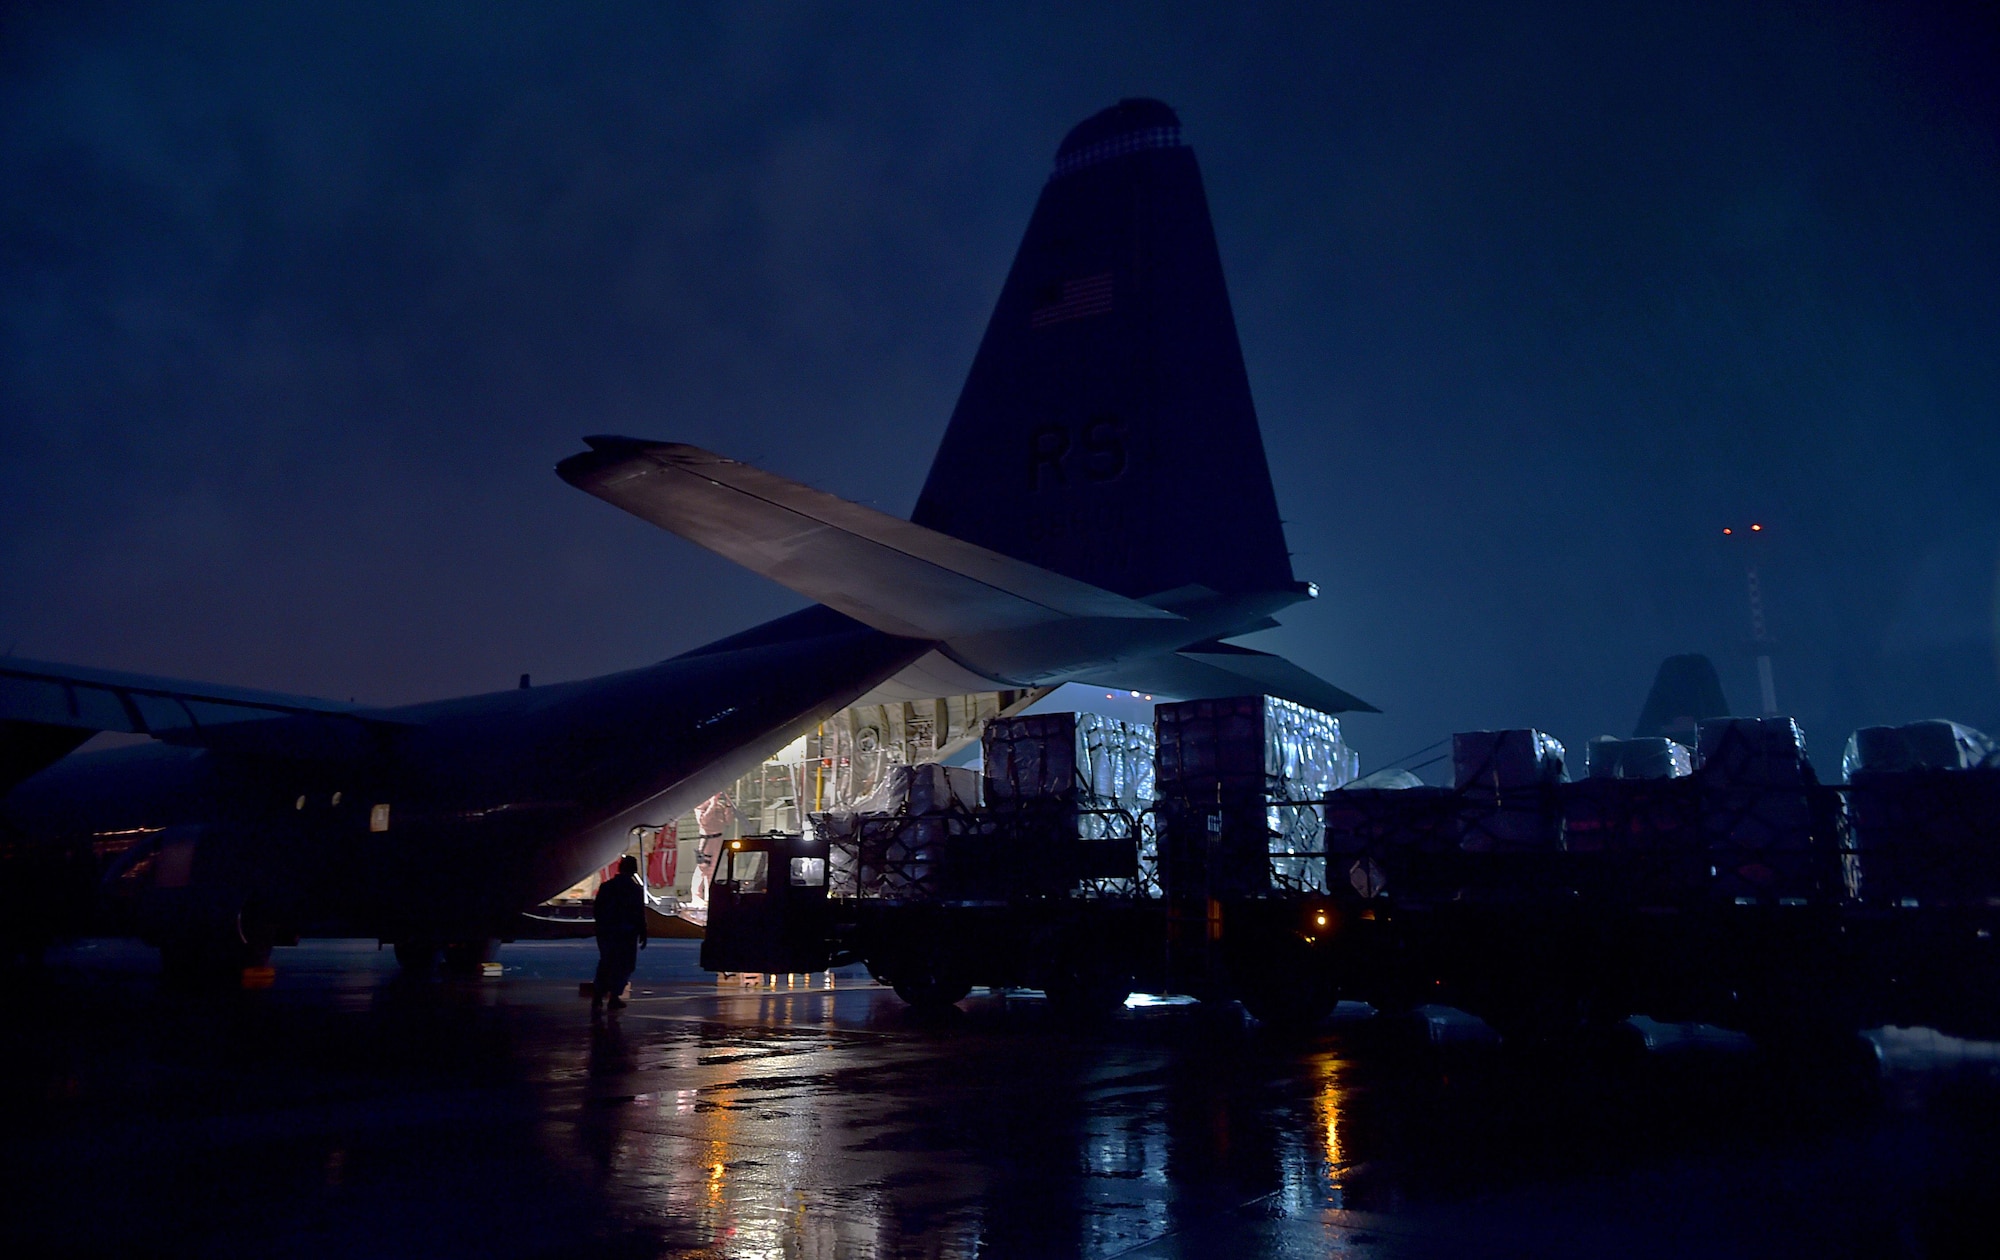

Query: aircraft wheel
left=891, top=974, right=972, bottom=1011
left=1481, top=991, right=1590, bottom=1048
left=393, top=940, right=440, bottom=977
left=158, top=935, right=268, bottom=987
left=1240, top=981, right=1338, bottom=1032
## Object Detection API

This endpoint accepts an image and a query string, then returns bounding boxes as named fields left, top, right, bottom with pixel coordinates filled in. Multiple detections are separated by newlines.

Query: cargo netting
left=1331, top=733, right=1574, bottom=906
left=810, top=709, right=2000, bottom=911
left=1154, top=695, right=1359, bottom=896
left=816, top=763, right=985, bottom=902
left=984, top=712, right=1158, bottom=895
left=1322, top=721, right=1868, bottom=908
left=1451, top=730, right=1568, bottom=856
left=1694, top=717, right=1836, bottom=902
left=1557, top=776, right=1709, bottom=905
left=1845, top=766, right=2000, bottom=907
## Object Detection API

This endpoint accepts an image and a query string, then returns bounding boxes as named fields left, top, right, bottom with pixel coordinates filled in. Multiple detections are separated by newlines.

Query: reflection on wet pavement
left=4, top=939, right=1998, bottom=1258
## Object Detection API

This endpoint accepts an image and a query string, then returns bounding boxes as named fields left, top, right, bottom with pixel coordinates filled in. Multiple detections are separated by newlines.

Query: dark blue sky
left=4, top=1, right=1996, bottom=773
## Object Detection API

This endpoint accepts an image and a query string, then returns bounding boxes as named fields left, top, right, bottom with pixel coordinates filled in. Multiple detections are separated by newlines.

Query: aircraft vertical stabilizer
left=911, top=98, right=1296, bottom=603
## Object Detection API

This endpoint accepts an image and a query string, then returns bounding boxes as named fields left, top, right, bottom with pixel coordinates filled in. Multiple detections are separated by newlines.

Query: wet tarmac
left=4, top=939, right=1999, bottom=1258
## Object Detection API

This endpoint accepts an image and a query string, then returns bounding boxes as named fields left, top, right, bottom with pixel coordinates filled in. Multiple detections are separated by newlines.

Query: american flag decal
left=1030, top=272, right=1114, bottom=328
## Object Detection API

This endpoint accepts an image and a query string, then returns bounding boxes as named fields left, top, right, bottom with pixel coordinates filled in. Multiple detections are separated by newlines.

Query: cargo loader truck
left=702, top=698, right=2000, bottom=1044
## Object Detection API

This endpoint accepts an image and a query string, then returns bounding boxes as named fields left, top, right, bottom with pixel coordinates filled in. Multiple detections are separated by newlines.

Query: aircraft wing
left=558, top=438, right=1182, bottom=641
left=0, top=656, right=406, bottom=790
left=0, top=656, right=380, bottom=737
left=1078, top=641, right=1379, bottom=715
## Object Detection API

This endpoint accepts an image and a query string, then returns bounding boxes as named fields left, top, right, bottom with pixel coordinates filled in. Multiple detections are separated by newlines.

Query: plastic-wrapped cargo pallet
left=1452, top=730, right=1567, bottom=852
left=982, top=712, right=1156, bottom=893
left=1561, top=736, right=1704, bottom=905
left=1585, top=737, right=1693, bottom=781
left=1154, top=695, right=1359, bottom=896
left=1695, top=717, right=1828, bottom=903
left=814, top=763, right=983, bottom=900
left=1843, top=720, right=2000, bottom=907
left=1842, top=720, right=1998, bottom=779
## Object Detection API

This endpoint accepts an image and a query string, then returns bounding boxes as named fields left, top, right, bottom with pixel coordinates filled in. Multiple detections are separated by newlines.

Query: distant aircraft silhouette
left=1632, top=653, right=1731, bottom=743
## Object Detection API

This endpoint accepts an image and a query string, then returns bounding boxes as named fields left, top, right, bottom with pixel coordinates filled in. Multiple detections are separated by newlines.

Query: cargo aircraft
left=0, top=99, right=1371, bottom=975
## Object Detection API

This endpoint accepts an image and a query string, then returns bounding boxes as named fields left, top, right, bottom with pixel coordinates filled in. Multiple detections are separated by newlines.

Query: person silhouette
left=592, top=854, right=647, bottom=1014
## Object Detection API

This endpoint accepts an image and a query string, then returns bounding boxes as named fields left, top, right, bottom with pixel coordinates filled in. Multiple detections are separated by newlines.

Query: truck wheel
left=1042, top=955, right=1134, bottom=1021
left=1044, top=975, right=1133, bottom=1021
left=1482, top=992, right=1589, bottom=1048
left=1241, top=982, right=1337, bottom=1032
left=892, top=974, right=972, bottom=1011
left=1235, top=934, right=1339, bottom=1032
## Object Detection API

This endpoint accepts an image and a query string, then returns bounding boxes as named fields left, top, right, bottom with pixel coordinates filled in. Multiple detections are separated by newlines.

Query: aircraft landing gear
left=392, top=940, right=439, bottom=977
left=441, top=939, right=499, bottom=977
left=393, top=938, right=499, bottom=978
left=157, top=935, right=272, bottom=988
left=156, top=904, right=280, bottom=988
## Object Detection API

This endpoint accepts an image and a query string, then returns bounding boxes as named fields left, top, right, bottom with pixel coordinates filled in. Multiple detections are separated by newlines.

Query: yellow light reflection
left=1311, top=1056, right=1346, bottom=1175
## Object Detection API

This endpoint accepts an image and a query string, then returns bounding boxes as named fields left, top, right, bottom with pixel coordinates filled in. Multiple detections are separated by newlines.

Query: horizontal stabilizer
left=1080, top=641, right=1377, bottom=715
left=558, top=439, right=1181, bottom=642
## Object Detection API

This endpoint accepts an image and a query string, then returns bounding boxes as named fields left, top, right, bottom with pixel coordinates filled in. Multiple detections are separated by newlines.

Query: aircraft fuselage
left=4, top=609, right=926, bottom=947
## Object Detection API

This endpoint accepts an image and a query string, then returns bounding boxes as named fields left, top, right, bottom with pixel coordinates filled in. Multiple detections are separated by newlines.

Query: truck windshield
left=722, top=849, right=768, bottom=893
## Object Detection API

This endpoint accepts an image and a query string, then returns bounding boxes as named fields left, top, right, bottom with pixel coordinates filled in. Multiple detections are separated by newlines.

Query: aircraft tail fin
left=1633, top=654, right=1732, bottom=741
left=910, top=99, right=1298, bottom=603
